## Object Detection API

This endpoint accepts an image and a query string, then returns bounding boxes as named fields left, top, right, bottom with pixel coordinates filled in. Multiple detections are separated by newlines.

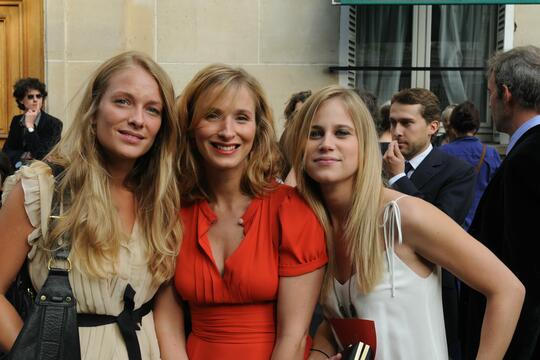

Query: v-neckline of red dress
left=197, top=198, right=260, bottom=277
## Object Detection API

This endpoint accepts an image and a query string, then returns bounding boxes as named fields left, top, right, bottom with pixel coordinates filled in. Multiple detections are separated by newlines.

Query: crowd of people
left=0, top=45, right=538, bottom=360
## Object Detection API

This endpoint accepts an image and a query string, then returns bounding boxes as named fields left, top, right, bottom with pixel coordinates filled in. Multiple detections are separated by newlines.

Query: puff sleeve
left=278, top=189, right=328, bottom=276
left=1, top=161, right=54, bottom=259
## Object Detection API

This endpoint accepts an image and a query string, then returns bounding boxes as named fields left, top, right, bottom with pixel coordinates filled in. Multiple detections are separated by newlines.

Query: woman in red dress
left=155, top=64, right=328, bottom=360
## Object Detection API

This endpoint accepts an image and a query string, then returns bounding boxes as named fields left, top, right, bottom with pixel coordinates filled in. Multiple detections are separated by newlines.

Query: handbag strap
left=47, top=164, right=71, bottom=259
left=31, top=164, right=81, bottom=359
left=475, top=144, right=487, bottom=173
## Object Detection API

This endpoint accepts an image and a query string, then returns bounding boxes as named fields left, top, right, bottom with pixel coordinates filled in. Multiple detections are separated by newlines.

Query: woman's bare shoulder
left=380, top=188, right=447, bottom=232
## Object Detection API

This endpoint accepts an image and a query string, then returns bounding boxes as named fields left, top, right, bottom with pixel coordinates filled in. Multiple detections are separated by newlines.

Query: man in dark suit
left=382, top=88, right=476, bottom=360
left=3, top=77, right=62, bottom=169
left=461, top=45, right=540, bottom=359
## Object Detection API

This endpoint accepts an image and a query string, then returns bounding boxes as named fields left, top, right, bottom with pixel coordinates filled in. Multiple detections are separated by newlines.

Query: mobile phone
left=340, top=342, right=373, bottom=360
left=379, top=142, right=389, bottom=155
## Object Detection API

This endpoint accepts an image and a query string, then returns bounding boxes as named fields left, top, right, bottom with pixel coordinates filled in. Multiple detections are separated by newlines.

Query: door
left=0, top=0, right=43, bottom=148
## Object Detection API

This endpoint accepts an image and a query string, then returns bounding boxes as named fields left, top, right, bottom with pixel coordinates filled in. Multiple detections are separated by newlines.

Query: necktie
left=404, top=161, right=414, bottom=177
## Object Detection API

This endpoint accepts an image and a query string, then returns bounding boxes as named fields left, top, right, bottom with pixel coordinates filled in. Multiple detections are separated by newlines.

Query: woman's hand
left=306, top=320, right=339, bottom=360
left=24, top=109, right=39, bottom=129
left=308, top=349, right=342, bottom=360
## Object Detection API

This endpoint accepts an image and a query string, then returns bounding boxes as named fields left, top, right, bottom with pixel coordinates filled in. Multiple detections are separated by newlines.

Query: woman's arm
left=271, top=267, right=324, bottom=360
left=0, top=183, right=33, bottom=352
left=154, top=281, right=189, bottom=360
left=308, top=320, right=341, bottom=360
left=401, top=196, right=525, bottom=360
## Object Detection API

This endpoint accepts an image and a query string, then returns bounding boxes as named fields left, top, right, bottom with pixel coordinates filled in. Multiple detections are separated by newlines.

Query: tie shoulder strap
left=380, top=196, right=407, bottom=297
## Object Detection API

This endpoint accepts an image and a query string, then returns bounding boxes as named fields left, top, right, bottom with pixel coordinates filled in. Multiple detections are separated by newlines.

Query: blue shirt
left=440, top=137, right=501, bottom=229
left=506, top=115, right=540, bottom=155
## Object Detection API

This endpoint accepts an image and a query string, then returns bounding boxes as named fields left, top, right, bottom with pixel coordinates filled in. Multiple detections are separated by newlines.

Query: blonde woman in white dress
left=287, top=85, right=524, bottom=360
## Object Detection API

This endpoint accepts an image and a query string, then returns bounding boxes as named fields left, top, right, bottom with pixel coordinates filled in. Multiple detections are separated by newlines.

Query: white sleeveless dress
left=324, top=197, right=448, bottom=360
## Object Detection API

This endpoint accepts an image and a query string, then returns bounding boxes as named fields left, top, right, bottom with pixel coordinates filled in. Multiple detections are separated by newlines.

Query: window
left=339, top=4, right=512, bottom=141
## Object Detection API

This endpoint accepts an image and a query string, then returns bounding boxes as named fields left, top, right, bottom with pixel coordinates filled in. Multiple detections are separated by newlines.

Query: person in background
left=0, top=51, right=182, bottom=359
left=287, top=85, right=523, bottom=360
left=280, top=90, right=312, bottom=185
left=378, top=103, right=392, bottom=153
left=461, top=45, right=540, bottom=359
left=354, top=90, right=380, bottom=124
left=382, top=88, right=476, bottom=359
left=284, top=90, right=313, bottom=126
left=3, top=78, right=62, bottom=169
left=432, top=104, right=457, bottom=146
left=154, top=65, right=327, bottom=360
left=439, top=101, right=501, bottom=230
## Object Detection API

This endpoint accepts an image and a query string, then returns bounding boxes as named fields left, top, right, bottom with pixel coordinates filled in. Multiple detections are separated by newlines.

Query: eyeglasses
left=26, top=94, right=42, bottom=100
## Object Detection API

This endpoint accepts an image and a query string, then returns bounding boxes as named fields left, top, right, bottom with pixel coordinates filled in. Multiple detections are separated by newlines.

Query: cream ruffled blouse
left=2, top=161, right=161, bottom=359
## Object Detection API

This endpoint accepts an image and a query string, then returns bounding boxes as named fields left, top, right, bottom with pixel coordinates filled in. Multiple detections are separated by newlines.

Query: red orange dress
left=175, top=185, right=328, bottom=359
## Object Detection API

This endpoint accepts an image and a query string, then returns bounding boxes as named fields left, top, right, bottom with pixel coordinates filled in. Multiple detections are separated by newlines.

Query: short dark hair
left=354, top=90, right=381, bottom=125
left=13, top=77, right=48, bottom=111
left=379, top=103, right=391, bottom=134
left=391, top=88, right=441, bottom=124
left=284, top=90, right=312, bottom=121
left=449, top=101, right=480, bottom=135
left=487, top=45, right=540, bottom=112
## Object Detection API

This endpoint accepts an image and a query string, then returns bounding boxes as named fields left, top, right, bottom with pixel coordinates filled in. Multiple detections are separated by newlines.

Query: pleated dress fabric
left=2, top=161, right=161, bottom=359
left=175, top=184, right=328, bottom=360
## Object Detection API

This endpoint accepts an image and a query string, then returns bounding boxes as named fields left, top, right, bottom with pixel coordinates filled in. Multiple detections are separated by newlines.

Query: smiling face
left=22, top=88, right=43, bottom=112
left=390, top=102, right=438, bottom=160
left=304, top=97, right=359, bottom=188
left=193, top=84, right=257, bottom=176
left=94, top=65, right=163, bottom=169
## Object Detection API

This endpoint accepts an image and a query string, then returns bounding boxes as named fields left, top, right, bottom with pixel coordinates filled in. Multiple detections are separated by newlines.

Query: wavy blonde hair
left=46, top=51, right=182, bottom=284
left=177, top=64, right=281, bottom=202
left=289, top=85, right=384, bottom=296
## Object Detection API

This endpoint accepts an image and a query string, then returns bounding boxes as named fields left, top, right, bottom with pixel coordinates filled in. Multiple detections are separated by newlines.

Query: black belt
left=77, top=284, right=153, bottom=360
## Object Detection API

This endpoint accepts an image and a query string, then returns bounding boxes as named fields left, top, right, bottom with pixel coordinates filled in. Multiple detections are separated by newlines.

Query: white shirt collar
left=34, top=112, right=42, bottom=127
left=407, top=143, right=433, bottom=171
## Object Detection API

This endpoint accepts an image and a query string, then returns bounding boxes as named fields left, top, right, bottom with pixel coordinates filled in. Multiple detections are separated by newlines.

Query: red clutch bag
left=329, top=318, right=377, bottom=358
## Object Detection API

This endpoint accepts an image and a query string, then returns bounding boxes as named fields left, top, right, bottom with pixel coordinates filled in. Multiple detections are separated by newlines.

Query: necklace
left=332, top=267, right=357, bottom=318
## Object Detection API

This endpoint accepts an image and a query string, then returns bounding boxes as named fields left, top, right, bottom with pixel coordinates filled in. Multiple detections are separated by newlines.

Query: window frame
left=337, top=4, right=515, bottom=144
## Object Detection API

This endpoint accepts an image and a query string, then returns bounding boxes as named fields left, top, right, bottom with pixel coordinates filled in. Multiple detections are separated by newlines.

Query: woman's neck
left=320, top=181, right=353, bottom=229
left=456, top=131, right=476, bottom=138
left=106, top=161, right=134, bottom=189
left=206, top=167, right=249, bottom=208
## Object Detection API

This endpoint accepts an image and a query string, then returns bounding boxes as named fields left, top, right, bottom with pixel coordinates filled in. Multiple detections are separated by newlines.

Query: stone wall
left=44, top=0, right=340, bottom=134
left=514, top=5, right=540, bottom=48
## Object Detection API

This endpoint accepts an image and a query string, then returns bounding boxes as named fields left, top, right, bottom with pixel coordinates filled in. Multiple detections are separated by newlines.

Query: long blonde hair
left=46, top=51, right=182, bottom=284
left=289, top=85, right=384, bottom=296
left=177, top=64, right=281, bottom=202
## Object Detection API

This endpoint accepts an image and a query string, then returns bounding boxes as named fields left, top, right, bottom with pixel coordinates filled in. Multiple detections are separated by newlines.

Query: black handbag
left=4, top=247, right=81, bottom=360
left=2, top=164, right=81, bottom=360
